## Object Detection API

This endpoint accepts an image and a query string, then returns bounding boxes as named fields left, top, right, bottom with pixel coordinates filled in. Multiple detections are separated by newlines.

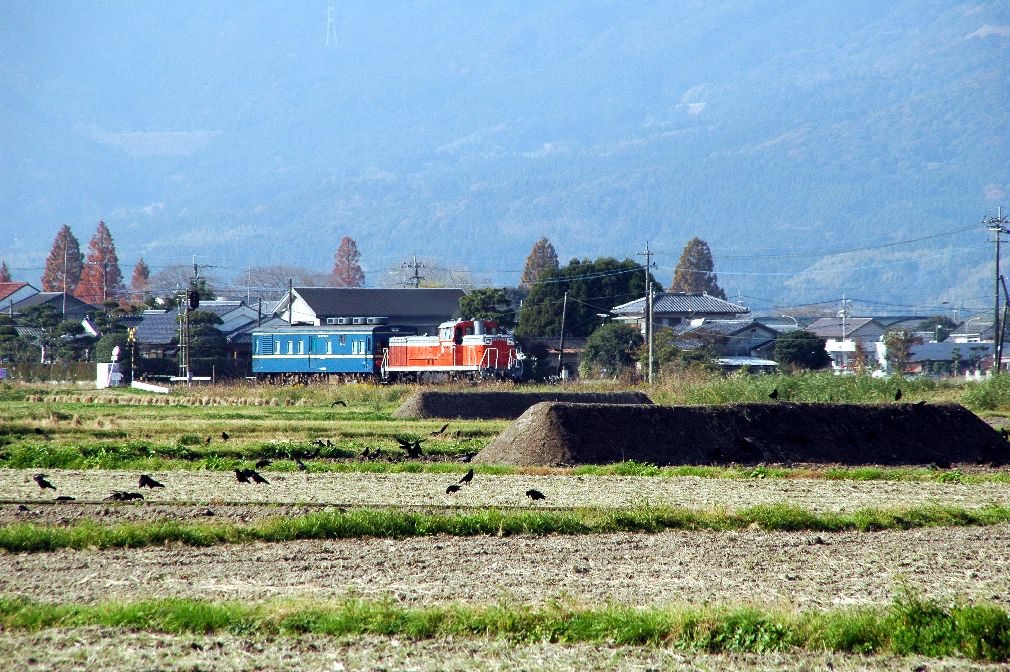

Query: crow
left=247, top=469, right=270, bottom=484
left=431, top=423, right=449, bottom=436
left=894, top=388, right=903, bottom=402
left=361, top=447, right=371, bottom=459
left=54, top=495, right=75, bottom=502
left=458, top=468, right=474, bottom=485
left=330, top=400, right=347, bottom=407
left=460, top=452, right=478, bottom=463
left=526, top=489, right=546, bottom=501
left=106, top=491, right=144, bottom=501
left=446, top=484, right=461, bottom=494
left=326, top=439, right=334, bottom=447
left=255, top=458, right=273, bottom=468
left=235, top=468, right=252, bottom=484
left=295, top=457, right=308, bottom=472
left=396, top=437, right=424, bottom=458
left=221, top=431, right=229, bottom=441
left=768, top=388, right=779, bottom=400
left=33, top=427, right=49, bottom=440
left=205, top=436, right=212, bottom=444
left=17, top=504, right=30, bottom=512
left=138, top=474, right=165, bottom=489
left=371, top=448, right=382, bottom=460
left=33, top=473, right=56, bottom=490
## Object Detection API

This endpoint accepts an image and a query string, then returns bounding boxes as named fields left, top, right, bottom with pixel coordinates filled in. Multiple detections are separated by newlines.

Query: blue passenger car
left=251, top=323, right=416, bottom=382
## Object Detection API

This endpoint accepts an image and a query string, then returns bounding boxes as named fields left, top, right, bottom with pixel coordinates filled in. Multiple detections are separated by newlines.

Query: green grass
left=1, top=594, right=1008, bottom=660
left=4, top=503, right=1010, bottom=554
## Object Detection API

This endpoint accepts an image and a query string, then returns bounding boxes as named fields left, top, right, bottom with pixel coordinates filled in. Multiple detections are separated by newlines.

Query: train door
left=453, top=325, right=463, bottom=366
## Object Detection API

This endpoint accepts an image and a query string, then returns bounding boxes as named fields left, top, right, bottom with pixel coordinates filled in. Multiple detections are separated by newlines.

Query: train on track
left=251, top=318, right=524, bottom=383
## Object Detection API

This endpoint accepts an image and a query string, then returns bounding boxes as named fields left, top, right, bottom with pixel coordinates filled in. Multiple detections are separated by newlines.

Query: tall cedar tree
left=130, top=258, right=151, bottom=303
left=41, top=225, right=85, bottom=293
left=0, top=260, right=11, bottom=283
left=516, top=257, right=661, bottom=338
left=332, top=236, right=365, bottom=287
left=520, top=237, right=559, bottom=289
left=74, top=221, right=124, bottom=305
left=669, top=237, right=726, bottom=299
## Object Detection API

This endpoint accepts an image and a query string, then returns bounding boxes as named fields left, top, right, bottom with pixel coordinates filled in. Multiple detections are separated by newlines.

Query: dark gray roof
left=228, top=316, right=288, bottom=345
left=135, top=310, right=179, bottom=345
left=10, top=292, right=96, bottom=316
left=292, top=287, right=465, bottom=319
left=806, top=317, right=881, bottom=338
left=677, top=319, right=777, bottom=337
left=612, top=293, right=748, bottom=316
left=910, top=342, right=992, bottom=362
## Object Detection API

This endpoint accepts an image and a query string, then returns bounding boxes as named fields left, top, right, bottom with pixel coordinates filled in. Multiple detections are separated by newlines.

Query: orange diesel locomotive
left=382, top=319, right=524, bottom=382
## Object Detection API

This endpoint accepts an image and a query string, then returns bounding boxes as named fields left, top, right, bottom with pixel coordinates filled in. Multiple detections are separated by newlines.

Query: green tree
left=0, top=260, right=11, bottom=283
left=917, top=316, right=957, bottom=342
left=773, top=330, right=832, bottom=370
left=185, top=310, right=227, bottom=376
left=0, top=315, right=29, bottom=362
left=669, top=237, right=726, bottom=298
left=516, top=257, right=661, bottom=338
left=19, top=304, right=63, bottom=363
left=460, top=288, right=516, bottom=329
left=883, top=329, right=921, bottom=375
left=95, top=331, right=132, bottom=381
left=579, top=322, right=644, bottom=377
left=520, top=237, right=559, bottom=289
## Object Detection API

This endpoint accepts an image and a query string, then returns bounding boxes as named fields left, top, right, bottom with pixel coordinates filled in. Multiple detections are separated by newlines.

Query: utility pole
left=557, top=291, right=568, bottom=378
left=402, top=255, right=425, bottom=288
left=987, top=207, right=1010, bottom=372
left=288, top=279, right=294, bottom=324
left=61, top=242, right=68, bottom=316
left=637, top=242, right=656, bottom=383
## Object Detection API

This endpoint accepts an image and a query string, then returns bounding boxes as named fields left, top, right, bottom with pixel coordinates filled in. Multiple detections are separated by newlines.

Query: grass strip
left=1, top=594, right=1008, bottom=661
left=4, top=502, right=1010, bottom=554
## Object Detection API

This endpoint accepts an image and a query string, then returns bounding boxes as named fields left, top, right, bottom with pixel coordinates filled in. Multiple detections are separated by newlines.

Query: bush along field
left=3, top=374, right=1010, bottom=670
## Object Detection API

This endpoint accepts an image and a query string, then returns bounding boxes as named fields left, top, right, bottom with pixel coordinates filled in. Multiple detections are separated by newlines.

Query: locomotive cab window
left=453, top=327, right=463, bottom=345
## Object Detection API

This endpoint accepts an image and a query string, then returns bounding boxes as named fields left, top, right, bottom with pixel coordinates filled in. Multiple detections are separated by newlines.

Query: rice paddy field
left=3, top=374, right=1010, bottom=671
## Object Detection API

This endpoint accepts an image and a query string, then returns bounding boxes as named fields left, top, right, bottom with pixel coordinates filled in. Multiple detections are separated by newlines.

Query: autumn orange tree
left=74, top=221, right=124, bottom=305
left=130, top=258, right=151, bottom=304
left=41, top=225, right=84, bottom=293
left=332, top=236, right=365, bottom=287
left=520, top=237, right=559, bottom=289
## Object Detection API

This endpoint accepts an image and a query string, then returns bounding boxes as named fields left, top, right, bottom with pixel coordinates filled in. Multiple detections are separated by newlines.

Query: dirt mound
left=392, top=390, right=653, bottom=420
left=475, top=401, right=1009, bottom=467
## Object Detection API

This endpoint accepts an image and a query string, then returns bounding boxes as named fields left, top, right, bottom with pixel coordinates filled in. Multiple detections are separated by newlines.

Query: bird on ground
left=894, top=388, right=903, bottom=402
left=255, top=458, right=273, bottom=468
left=914, top=399, right=926, bottom=406
left=247, top=469, right=269, bottom=484
left=431, top=423, right=449, bottom=436
left=460, top=452, right=478, bottom=463
left=326, top=439, right=334, bottom=447
left=105, top=491, right=144, bottom=501
left=221, top=431, right=229, bottom=441
left=295, top=457, right=308, bottom=472
left=361, top=447, right=371, bottom=459
left=768, top=388, right=779, bottom=400
left=458, top=468, right=474, bottom=485
left=446, top=484, right=461, bottom=494
left=526, top=489, right=546, bottom=501
left=205, top=436, right=212, bottom=445
left=235, top=469, right=252, bottom=484
left=33, top=427, right=44, bottom=435
left=138, top=474, right=164, bottom=489
left=371, top=448, right=382, bottom=460
left=330, top=400, right=347, bottom=407
left=396, top=437, right=424, bottom=458
left=17, top=504, right=30, bottom=512
left=54, top=495, right=75, bottom=502
left=33, top=473, right=56, bottom=490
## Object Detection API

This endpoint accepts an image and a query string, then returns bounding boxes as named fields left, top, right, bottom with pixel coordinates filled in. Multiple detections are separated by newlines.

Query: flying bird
left=138, top=474, right=164, bottom=489
left=768, top=388, right=779, bottom=400
left=431, top=423, right=449, bottom=436
left=458, top=468, right=474, bottom=485
left=525, top=489, right=546, bottom=501
left=445, top=484, right=461, bottom=494
left=33, top=473, right=56, bottom=490
left=894, top=388, right=903, bottom=402
left=330, top=400, right=347, bottom=407
left=396, top=437, right=424, bottom=458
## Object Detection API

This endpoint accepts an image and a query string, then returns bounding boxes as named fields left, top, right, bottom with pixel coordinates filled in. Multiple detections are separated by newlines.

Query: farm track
left=5, top=469, right=1010, bottom=520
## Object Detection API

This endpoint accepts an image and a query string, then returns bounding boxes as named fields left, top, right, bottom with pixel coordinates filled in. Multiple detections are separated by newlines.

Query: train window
left=297, top=340, right=304, bottom=355
left=326, top=339, right=333, bottom=355
left=286, top=340, right=293, bottom=355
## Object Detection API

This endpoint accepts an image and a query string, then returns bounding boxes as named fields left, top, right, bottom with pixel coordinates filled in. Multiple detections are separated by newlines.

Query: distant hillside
left=3, top=1, right=1008, bottom=313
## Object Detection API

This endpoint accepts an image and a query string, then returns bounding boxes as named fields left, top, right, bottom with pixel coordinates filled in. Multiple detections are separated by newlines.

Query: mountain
left=2, top=1, right=1008, bottom=315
